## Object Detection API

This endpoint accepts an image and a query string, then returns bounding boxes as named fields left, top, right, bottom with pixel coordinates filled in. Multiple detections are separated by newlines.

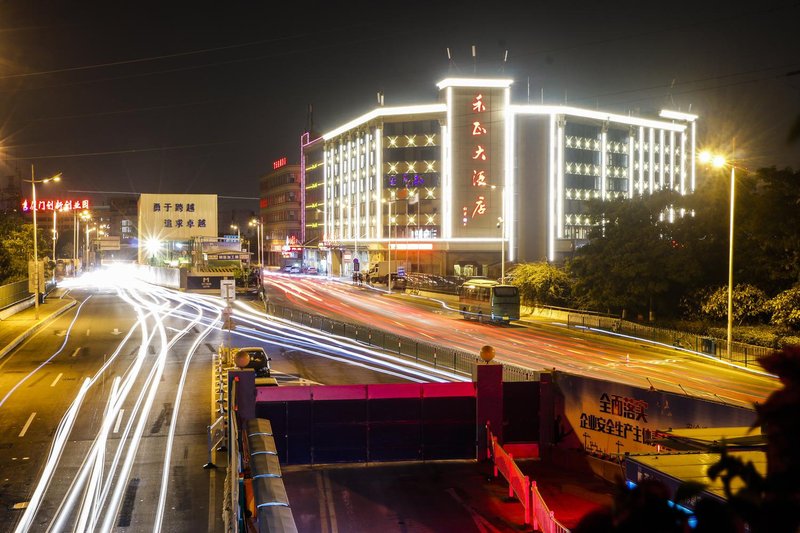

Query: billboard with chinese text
left=137, top=193, right=217, bottom=241
left=553, top=372, right=755, bottom=456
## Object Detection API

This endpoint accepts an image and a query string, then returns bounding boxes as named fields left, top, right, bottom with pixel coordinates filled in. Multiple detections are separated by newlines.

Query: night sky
left=2, top=1, right=798, bottom=211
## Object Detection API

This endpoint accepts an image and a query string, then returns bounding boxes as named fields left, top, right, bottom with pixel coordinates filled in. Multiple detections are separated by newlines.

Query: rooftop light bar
left=322, top=104, right=446, bottom=140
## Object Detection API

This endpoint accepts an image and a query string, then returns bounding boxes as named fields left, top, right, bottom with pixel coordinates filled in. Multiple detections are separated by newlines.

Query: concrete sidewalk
left=0, top=291, right=77, bottom=360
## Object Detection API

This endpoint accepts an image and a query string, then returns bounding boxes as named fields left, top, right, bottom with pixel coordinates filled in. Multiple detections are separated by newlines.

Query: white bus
left=458, top=278, right=520, bottom=324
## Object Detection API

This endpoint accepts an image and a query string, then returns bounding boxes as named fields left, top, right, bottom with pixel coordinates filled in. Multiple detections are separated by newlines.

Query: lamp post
left=86, top=225, right=95, bottom=269
left=492, top=185, right=506, bottom=282
left=24, top=165, right=62, bottom=320
left=383, top=197, right=395, bottom=293
left=230, top=224, right=240, bottom=247
left=249, top=218, right=263, bottom=267
left=698, top=149, right=736, bottom=360
left=80, top=210, right=91, bottom=270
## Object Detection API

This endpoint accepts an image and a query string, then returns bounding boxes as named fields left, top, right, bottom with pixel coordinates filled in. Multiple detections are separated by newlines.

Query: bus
left=458, top=278, right=520, bottom=324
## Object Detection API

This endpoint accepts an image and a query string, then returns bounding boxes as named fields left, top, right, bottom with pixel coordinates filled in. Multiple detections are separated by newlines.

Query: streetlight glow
left=24, top=165, right=63, bottom=320
left=698, top=149, right=737, bottom=361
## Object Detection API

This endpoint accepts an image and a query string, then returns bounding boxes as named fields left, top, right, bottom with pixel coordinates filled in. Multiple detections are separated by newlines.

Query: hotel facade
left=300, top=78, right=697, bottom=278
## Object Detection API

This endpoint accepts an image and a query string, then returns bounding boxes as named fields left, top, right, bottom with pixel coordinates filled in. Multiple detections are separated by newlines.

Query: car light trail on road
left=8, top=267, right=465, bottom=533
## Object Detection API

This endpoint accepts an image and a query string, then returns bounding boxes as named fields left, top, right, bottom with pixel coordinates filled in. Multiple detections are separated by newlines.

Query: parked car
left=231, top=347, right=271, bottom=377
left=306, top=267, right=318, bottom=275
left=290, top=266, right=300, bottom=273
left=283, top=265, right=292, bottom=273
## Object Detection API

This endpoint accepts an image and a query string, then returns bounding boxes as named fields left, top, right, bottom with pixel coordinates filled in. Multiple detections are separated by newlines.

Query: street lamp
left=491, top=184, right=506, bottom=283
left=230, top=224, right=240, bottom=247
left=86, top=225, right=96, bottom=269
left=80, top=210, right=92, bottom=270
left=698, top=149, right=736, bottom=360
left=382, top=197, right=396, bottom=293
left=249, top=218, right=263, bottom=267
left=23, top=165, right=62, bottom=320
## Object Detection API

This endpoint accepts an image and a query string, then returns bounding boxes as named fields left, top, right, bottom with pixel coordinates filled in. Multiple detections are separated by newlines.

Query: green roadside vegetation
left=509, top=166, right=800, bottom=349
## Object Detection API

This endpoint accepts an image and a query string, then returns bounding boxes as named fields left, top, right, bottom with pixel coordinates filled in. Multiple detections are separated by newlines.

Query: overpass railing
left=264, top=301, right=538, bottom=382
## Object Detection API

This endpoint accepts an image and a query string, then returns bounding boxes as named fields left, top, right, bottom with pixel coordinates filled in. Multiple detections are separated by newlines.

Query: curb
left=0, top=299, right=78, bottom=360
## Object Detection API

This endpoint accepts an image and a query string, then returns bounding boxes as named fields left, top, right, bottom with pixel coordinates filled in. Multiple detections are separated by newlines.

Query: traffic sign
left=397, top=266, right=406, bottom=276
left=220, top=279, right=236, bottom=302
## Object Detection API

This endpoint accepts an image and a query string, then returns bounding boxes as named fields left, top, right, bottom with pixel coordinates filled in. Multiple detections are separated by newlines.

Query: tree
left=0, top=213, right=37, bottom=283
left=508, top=262, right=572, bottom=307
left=735, top=167, right=800, bottom=294
left=700, top=284, right=769, bottom=325
left=569, top=191, right=701, bottom=318
left=768, top=286, right=800, bottom=330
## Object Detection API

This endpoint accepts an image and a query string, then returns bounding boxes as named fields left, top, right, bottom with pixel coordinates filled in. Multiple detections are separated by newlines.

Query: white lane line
left=113, top=409, right=125, bottom=434
left=86, top=329, right=91, bottom=336
left=19, top=412, right=36, bottom=437
left=71, top=347, right=81, bottom=357
left=50, top=373, right=63, bottom=387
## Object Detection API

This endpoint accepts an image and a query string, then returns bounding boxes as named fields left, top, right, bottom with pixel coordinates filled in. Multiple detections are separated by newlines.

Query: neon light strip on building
left=322, top=104, right=446, bottom=140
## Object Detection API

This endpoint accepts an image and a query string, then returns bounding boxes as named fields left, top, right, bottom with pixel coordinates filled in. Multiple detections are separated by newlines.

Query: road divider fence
left=264, top=301, right=537, bottom=382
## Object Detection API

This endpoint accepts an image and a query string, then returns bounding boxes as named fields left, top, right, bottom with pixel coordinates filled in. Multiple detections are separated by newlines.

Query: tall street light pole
left=725, top=163, right=735, bottom=360
left=250, top=218, right=263, bottom=267
left=80, top=210, right=91, bottom=271
left=699, top=149, right=735, bottom=360
left=230, top=224, right=240, bottom=246
left=24, top=165, right=62, bottom=320
left=492, top=185, right=506, bottom=282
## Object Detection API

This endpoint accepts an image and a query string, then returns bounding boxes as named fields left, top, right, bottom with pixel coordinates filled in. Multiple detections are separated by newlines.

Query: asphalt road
left=1, top=272, right=456, bottom=532
left=261, top=273, right=779, bottom=407
left=0, top=283, right=225, bottom=532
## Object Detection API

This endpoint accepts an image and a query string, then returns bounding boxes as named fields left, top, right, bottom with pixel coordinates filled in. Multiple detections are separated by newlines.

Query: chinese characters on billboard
left=22, top=198, right=90, bottom=212
left=137, top=193, right=218, bottom=241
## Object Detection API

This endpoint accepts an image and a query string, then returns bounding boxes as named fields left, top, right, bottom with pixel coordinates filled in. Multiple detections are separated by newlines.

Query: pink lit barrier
left=486, top=424, right=570, bottom=532
left=487, top=425, right=531, bottom=525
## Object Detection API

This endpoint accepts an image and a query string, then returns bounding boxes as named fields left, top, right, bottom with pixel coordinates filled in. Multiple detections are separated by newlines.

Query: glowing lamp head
left=712, top=155, right=726, bottom=168
left=698, top=151, right=712, bottom=164
left=144, top=238, right=162, bottom=257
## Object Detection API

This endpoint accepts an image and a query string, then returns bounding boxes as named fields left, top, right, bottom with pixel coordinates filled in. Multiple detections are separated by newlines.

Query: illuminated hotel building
left=308, top=78, right=697, bottom=277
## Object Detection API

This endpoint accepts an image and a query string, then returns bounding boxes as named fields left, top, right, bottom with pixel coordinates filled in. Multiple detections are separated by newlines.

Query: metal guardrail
left=0, top=280, right=30, bottom=309
left=566, top=313, right=772, bottom=368
left=265, top=301, right=539, bottom=382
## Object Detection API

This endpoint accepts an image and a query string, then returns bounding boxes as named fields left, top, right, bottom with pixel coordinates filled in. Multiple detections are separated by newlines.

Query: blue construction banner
left=553, top=372, right=756, bottom=456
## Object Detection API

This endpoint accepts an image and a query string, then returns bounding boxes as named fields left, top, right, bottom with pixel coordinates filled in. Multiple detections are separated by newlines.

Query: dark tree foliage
left=569, top=190, right=701, bottom=318
left=735, top=167, right=800, bottom=293
left=568, top=166, right=800, bottom=321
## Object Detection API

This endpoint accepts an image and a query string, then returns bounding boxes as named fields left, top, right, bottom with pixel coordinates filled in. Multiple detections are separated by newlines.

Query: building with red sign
left=306, top=77, right=697, bottom=278
left=259, top=159, right=302, bottom=267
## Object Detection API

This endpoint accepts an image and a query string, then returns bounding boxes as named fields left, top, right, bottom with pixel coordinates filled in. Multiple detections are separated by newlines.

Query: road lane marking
left=86, top=329, right=91, bottom=336
left=50, top=373, right=63, bottom=387
left=19, top=412, right=36, bottom=437
left=446, top=488, right=498, bottom=533
left=316, top=472, right=330, bottom=533
left=71, top=347, right=81, bottom=357
left=114, top=409, right=125, bottom=433
left=323, top=470, right=338, bottom=533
